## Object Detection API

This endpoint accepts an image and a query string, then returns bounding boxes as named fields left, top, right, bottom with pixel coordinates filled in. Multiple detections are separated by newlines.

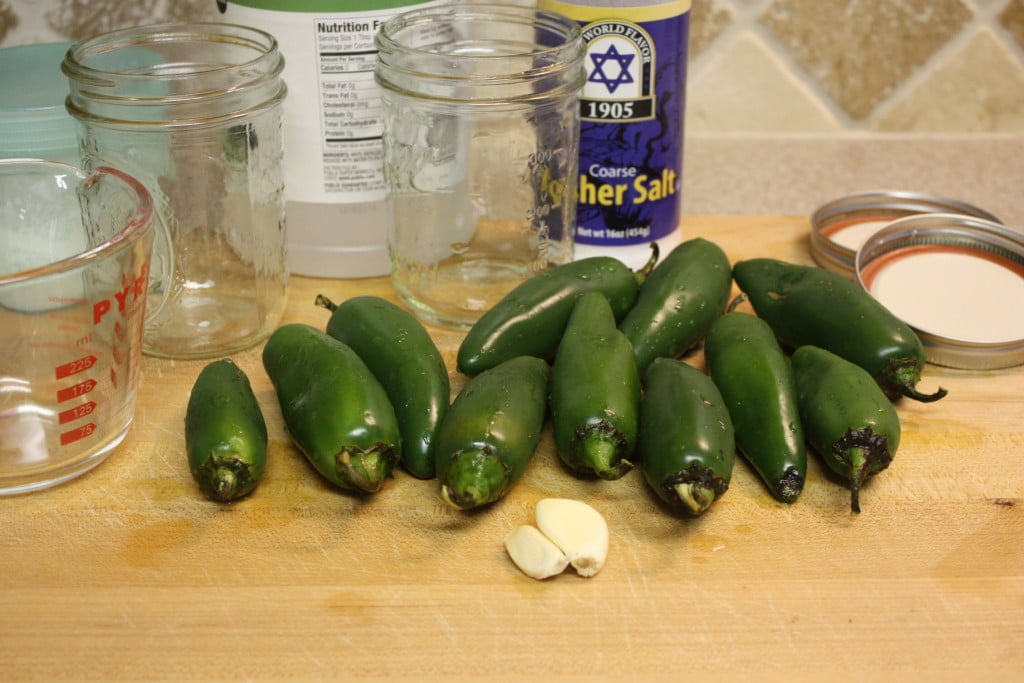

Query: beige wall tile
left=45, top=1, right=160, bottom=41
left=689, top=0, right=732, bottom=57
left=999, top=0, right=1024, bottom=51
left=44, top=0, right=214, bottom=40
left=760, top=0, right=973, bottom=120
left=0, top=2, right=16, bottom=44
left=686, top=32, right=841, bottom=132
left=1, top=0, right=1021, bottom=134
left=874, top=27, right=1024, bottom=131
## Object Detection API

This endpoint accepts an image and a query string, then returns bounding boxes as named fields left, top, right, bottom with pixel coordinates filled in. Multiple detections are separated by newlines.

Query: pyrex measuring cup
left=0, top=159, right=154, bottom=495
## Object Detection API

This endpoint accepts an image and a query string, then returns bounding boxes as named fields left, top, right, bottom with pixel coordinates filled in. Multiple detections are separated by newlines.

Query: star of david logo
left=588, top=44, right=635, bottom=94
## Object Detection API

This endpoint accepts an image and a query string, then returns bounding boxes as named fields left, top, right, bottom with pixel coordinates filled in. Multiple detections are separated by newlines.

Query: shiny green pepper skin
left=185, top=359, right=267, bottom=502
left=637, top=358, right=735, bottom=516
left=456, top=248, right=658, bottom=376
left=262, top=324, right=401, bottom=494
left=791, top=345, right=901, bottom=513
left=705, top=311, right=807, bottom=503
left=550, top=291, right=640, bottom=480
left=435, top=356, right=549, bottom=510
left=732, top=258, right=946, bottom=403
left=619, top=237, right=732, bottom=374
left=317, top=294, right=450, bottom=480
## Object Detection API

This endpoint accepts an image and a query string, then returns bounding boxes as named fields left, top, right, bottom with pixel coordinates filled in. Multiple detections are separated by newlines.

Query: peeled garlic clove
left=504, top=524, right=570, bottom=580
left=535, top=498, right=609, bottom=577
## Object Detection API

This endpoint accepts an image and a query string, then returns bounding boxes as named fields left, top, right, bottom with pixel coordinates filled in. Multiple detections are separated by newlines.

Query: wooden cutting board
left=2, top=216, right=1022, bottom=681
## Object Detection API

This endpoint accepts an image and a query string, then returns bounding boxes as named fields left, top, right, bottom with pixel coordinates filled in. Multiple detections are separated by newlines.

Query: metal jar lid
left=810, top=190, right=1002, bottom=280
left=855, top=213, right=1024, bottom=370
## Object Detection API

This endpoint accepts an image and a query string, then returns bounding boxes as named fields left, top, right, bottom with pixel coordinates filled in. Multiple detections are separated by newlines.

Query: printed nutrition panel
left=316, top=19, right=386, bottom=195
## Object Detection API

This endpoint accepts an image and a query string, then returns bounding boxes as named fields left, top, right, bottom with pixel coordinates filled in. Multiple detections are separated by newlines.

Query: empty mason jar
left=376, top=4, right=585, bottom=329
left=63, top=23, right=288, bottom=359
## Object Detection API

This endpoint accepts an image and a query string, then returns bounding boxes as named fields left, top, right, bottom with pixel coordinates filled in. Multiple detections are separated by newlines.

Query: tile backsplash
left=687, top=0, right=1024, bottom=132
left=1, top=0, right=1022, bottom=133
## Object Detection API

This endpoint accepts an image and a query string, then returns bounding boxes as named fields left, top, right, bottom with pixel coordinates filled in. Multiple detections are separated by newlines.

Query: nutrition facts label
left=315, top=18, right=386, bottom=196
left=218, top=1, right=443, bottom=206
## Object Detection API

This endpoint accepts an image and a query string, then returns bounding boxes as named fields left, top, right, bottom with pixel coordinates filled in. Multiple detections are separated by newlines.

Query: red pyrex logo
left=92, top=262, right=150, bottom=325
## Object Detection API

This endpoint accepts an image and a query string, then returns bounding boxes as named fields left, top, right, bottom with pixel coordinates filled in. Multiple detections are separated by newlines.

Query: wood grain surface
left=2, top=216, right=1022, bottom=681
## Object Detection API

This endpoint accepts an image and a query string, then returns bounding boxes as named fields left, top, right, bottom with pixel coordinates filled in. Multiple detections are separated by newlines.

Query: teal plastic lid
left=0, top=42, right=79, bottom=158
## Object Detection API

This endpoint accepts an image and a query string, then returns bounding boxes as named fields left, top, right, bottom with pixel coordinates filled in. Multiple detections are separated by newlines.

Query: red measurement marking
left=60, top=422, right=96, bottom=446
left=57, top=379, right=98, bottom=403
left=55, top=355, right=98, bottom=379
left=58, top=401, right=96, bottom=425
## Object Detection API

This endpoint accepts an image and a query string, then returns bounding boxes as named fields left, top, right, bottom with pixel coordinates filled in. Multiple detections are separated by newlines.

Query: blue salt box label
left=547, top=1, right=690, bottom=247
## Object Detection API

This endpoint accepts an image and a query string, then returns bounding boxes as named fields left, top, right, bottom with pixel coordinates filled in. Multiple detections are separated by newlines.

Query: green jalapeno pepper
left=637, top=357, right=735, bottom=516
left=732, top=258, right=946, bottom=403
left=262, top=323, right=401, bottom=494
left=619, top=237, right=733, bottom=374
left=705, top=311, right=807, bottom=503
left=435, top=356, right=550, bottom=510
left=791, top=345, right=901, bottom=513
left=185, top=358, right=267, bottom=502
left=316, top=294, right=450, bottom=480
left=550, top=291, right=640, bottom=480
left=456, top=247, right=658, bottom=376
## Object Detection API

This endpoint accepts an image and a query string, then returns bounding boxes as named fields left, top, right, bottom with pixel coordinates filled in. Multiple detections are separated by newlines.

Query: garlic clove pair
left=504, top=498, right=609, bottom=579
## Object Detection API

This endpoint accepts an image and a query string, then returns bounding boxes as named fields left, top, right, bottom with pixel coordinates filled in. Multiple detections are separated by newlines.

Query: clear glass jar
left=376, top=4, right=585, bottom=330
left=62, top=23, right=289, bottom=359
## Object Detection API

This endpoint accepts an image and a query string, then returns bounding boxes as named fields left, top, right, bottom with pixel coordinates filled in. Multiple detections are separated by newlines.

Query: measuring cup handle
left=86, top=164, right=173, bottom=326
left=143, top=207, right=174, bottom=325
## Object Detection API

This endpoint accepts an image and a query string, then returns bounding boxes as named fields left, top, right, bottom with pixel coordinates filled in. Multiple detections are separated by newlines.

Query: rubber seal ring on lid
left=855, top=213, right=1024, bottom=370
left=810, top=190, right=1002, bottom=280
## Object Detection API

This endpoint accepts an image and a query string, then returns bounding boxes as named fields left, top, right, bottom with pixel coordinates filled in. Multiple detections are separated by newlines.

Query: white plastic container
left=217, top=0, right=443, bottom=278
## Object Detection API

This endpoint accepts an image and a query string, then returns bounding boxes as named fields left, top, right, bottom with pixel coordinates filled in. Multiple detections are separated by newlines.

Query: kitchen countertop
left=2, top=215, right=1022, bottom=681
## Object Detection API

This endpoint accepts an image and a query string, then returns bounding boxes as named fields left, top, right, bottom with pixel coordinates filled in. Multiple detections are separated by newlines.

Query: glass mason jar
left=376, top=4, right=585, bottom=330
left=63, top=23, right=288, bottom=359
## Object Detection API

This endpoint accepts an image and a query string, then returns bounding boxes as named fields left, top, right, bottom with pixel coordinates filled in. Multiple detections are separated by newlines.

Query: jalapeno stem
left=725, top=293, right=748, bottom=313
left=336, top=447, right=396, bottom=494
left=440, top=485, right=478, bottom=511
left=833, top=426, right=894, bottom=513
left=635, top=242, right=660, bottom=286
left=314, top=293, right=338, bottom=312
left=578, top=433, right=633, bottom=480
left=439, top=446, right=511, bottom=510
left=211, top=467, right=238, bottom=501
left=196, top=456, right=256, bottom=503
left=660, top=461, right=730, bottom=516
left=842, top=448, right=875, bottom=514
left=886, top=359, right=948, bottom=403
left=673, top=483, right=717, bottom=515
